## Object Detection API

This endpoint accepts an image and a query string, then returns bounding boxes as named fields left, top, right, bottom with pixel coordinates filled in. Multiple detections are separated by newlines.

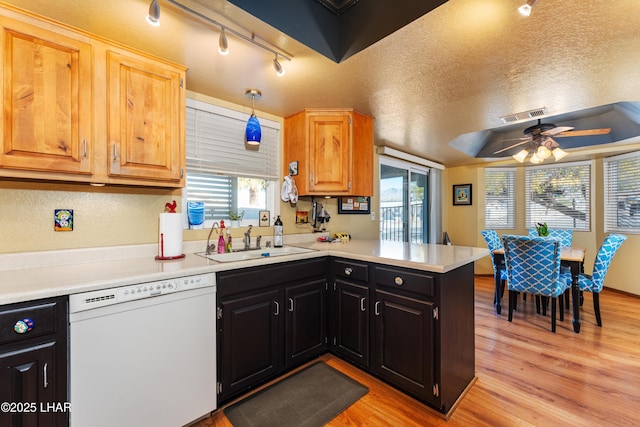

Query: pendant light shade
left=245, top=89, right=262, bottom=145
left=146, top=0, right=160, bottom=26
left=218, top=28, right=229, bottom=55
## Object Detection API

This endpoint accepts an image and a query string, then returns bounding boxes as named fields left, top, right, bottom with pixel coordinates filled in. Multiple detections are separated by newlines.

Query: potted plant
left=535, top=222, right=549, bottom=237
left=229, top=210, right=245, bottom=227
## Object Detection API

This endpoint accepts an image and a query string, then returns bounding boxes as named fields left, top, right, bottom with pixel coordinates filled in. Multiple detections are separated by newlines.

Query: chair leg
left=593, top=292, right=602, bottom=327
left=559, top=294, right=565, bottom=321
left=541, top=296, right=548, bottom=316
left=535, top=295, right=541, bottom=314
left=551, top=297, right=557, bottom=333
left=508, top=290, right=515, bottom=322
left=564, top=289, right=570, bottom=309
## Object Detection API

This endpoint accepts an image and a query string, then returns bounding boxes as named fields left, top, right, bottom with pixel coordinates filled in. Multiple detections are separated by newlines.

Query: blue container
left=187, top=201, right=205, bottom=229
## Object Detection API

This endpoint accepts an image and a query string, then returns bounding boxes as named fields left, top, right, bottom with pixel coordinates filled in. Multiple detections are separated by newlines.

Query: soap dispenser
left=274, top=215, right=283, bottom=248
left=218, top=220, right=226, bottom=253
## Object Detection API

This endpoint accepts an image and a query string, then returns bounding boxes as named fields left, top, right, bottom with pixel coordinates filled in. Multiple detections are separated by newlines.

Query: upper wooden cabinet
left=107, top=50, right=184, bottom=183
left=0, top=14, right=93, bottom=175
left=284, top=109, right=373, bottom=196
left=0, top=5, right=186, bottom=187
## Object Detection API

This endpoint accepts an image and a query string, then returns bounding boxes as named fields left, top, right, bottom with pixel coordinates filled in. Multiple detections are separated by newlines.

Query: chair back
left=502, top=234, right=565, bottom=297
left=527, top=228, right=573, bottom=247
left=481, top=230, right=502, bottom=276
left=590, top=234, right=627, bottom=291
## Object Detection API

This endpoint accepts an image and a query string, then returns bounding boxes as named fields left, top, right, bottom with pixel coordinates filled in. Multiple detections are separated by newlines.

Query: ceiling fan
left=493, top=119, right=611, bottom=163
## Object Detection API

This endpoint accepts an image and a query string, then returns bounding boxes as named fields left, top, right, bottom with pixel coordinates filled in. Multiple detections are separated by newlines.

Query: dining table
left=493, top=246, right=586, bottom=333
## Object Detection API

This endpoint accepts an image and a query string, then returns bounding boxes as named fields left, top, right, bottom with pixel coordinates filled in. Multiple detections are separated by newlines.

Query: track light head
left=146, top=0, right=160, bottom=26
left=518, top=0, right=538, bottom=16
left=273, top=55, right=285, bottom=76
left=218, top=28, right=229, bottom=55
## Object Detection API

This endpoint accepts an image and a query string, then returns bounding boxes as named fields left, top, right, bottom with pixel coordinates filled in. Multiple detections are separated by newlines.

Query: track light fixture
left=146, top=0, right=161, bottom=26
left=273, top=54, right=285, bottom=76
left=518, top=0, right=538, bottom=17
left=165, top=0, right=292, bottom=76
left=218, top=27, right=229, bottom=55
left=245, top=89, right=262, bottom=145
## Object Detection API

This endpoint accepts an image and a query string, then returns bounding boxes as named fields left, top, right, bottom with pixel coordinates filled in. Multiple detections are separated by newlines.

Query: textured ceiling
left=3, top=0, right=640, bottom=167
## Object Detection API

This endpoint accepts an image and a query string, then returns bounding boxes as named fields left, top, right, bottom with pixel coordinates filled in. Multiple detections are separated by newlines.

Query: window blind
left=604, top=151, right=640, bottom=233
left=185, top=98, right=280, bottom=179
left=484, top=168, right=515, bottom=229
left=525, top=161, right=591, bottom=231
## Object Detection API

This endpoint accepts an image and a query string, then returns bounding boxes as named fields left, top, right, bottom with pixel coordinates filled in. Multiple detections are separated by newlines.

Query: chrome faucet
left=205, top=221, right=219, bottom=255
left=243, top=225, right=253, bottom=250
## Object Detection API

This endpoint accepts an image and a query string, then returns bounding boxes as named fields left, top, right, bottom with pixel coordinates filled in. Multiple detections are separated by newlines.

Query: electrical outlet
left=371, top=211, right=376, bottom=221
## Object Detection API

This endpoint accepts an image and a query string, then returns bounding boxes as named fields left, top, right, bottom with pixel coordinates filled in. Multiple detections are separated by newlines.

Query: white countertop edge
left=0, top=240, right=488, bottom=306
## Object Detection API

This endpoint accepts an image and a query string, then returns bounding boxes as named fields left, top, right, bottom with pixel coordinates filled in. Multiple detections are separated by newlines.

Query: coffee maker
left=311, top=197, right=330, bottom=232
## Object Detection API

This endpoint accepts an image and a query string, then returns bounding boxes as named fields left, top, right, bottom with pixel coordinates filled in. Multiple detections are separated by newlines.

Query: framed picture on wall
left=453, top=184, right=472, bottom=206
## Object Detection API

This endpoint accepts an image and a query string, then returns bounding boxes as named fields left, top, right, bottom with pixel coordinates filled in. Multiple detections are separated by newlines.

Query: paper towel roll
left=158, top=213, right=184, bottom=259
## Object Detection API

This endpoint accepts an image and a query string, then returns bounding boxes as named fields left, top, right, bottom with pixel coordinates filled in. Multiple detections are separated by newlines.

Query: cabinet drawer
left=333, top=259, right=369, bottom=283
left=218, top=258, right=327, bottom=297
left=374, top=265, right=435, bottom=298
left=0, top=298, right=62, bottom=346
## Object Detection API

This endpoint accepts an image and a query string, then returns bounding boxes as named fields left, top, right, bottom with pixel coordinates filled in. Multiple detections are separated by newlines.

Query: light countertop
left=0, top=240, right=488, bottom=305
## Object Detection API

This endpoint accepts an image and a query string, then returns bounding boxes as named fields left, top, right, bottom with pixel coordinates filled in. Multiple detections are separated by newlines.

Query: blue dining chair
left=527, top=228, right=573, bottom=247
left=578, top=233, right=627, bottom=327
left=480, top=230, right=508, bottom=304
left=502, top=235, right=571, bottom=332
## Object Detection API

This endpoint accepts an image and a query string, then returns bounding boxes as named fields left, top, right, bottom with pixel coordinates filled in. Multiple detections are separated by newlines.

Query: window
left=525, top=161, right=591, bottom=231
left=484, top=168, right=516, bottom=229
left=184, top=98, right=280, bottom=227
left=604, top=151, right=640, bottom=233
left=379, top=157, right=430, bottom=243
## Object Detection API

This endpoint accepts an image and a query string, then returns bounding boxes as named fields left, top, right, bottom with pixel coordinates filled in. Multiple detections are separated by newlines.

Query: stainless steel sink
left=196, top=246, right=315, bottom=262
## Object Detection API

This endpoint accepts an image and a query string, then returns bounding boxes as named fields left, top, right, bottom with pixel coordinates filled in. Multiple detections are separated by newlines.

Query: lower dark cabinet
left=372, top=289, right=435, bottom=404
left=330, top=279, right=369, bottom=367
left=0, top=297, right=68, bottom=427
left=217, top=258, right=327, bottom=404
left=217, top=288, right=282, bottom=402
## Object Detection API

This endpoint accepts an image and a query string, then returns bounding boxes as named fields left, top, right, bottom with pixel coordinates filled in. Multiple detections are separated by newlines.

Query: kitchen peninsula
left=0, top=240, right=488, bottom=420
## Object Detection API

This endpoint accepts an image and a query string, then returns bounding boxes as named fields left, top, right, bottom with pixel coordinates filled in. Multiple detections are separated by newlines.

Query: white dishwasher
left=69, top=273, right=217, bottom=427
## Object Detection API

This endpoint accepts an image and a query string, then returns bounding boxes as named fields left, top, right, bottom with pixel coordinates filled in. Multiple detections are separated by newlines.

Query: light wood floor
left=195, top=276, right=640, bottom=426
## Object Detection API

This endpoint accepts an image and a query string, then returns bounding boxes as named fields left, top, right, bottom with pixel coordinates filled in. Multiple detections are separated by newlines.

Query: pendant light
left=245, top=89, right=262, bottom=145
left=518, top=0, right=538, bottom=17
left=146, top=0, right=160, bottom=26
left=218, top=27, right=229, bottom=55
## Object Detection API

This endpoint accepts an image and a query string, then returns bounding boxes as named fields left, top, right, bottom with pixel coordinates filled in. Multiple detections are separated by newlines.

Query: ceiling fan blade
left=554, top=128, right=611, bottom=137
left=493, top=139, right=530, bottom=154
left=542, top=126, right=574, bottom=136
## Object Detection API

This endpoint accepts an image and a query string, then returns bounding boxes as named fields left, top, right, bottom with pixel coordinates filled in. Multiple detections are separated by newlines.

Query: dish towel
left=281, top=175, right=299, bottom=203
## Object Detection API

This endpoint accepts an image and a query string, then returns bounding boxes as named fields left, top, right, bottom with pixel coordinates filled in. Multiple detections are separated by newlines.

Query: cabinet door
left=218, top=289, right=282, bottom=403
left=331, top=279, right=370, bottom=367
left=0, top=341, right=64, bottom=427
left=284, top=278, right=326, bottom=368
left=372, top=289, right=436, bottom=404
left=0, top=17, right=92, bottom=174
left=108, top=50, right=184, bottom=183
left=308, top=113, right=351, bottom=193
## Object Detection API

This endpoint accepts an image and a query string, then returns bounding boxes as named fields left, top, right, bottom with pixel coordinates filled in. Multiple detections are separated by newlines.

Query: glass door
left=380, top=158, right=429, bottom=243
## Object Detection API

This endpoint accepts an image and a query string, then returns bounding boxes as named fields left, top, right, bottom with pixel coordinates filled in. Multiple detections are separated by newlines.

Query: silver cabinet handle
left=83, top=139, right=88, bottom=158
left=288, top=298, right=294, bottom=312
left=344, top=267, right=352, bottom=276
left=394, top=276, right=404, bottom=286
left=360, top=297, right=366, bottom=312
left=375, top=301, right=381, bottom=316
left=274, top=301, right=280, bottom=316
left=43, top=362, right=48, bottom=389
left=112, top=143, right=119, bottom=162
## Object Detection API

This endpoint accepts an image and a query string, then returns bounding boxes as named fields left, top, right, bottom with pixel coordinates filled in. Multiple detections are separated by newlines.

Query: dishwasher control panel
left=69, top=273, right=215, bottom=313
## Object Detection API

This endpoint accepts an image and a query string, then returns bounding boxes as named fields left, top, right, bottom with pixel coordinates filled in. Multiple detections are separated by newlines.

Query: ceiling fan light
left=536, top=145, right=551, bottom=159
left=552, top=147, right=568, bottom=161
left=530, top=152, right=543, bottom=164
left=513, top=149, right=529, bottom=163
